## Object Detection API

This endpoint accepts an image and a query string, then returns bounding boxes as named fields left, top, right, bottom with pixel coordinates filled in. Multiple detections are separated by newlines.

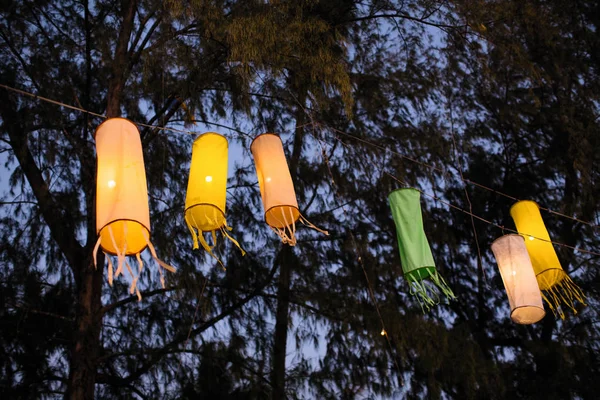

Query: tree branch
left=97, top=258, right=280, bottom=384
left=2, top=101, right=84, bottom=276
left=339, top=12, right=467, bottom=31
left=106, top=0, right=138, bottom=117
left=99, top=287, right=179, bottom=317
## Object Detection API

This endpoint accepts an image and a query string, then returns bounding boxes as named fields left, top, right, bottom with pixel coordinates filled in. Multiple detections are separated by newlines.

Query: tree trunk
left=106, top=0, right=137, bottom=117
left=66, top=1, right=137, bottom=397
left=270, top=90, right=306, bottom=400
left=271, top=247, right=293, bottom=400
left=1, top=87, right=104, bottom=400
left=65, top=254, right=104, bottom=400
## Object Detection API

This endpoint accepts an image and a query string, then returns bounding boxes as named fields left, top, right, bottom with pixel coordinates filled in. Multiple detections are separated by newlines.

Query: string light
left=315, top=135, right=404, bottom=385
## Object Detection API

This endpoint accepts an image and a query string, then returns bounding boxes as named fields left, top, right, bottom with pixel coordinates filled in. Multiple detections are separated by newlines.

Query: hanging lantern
left=184, top=133, right=244, bottom=266
left=388, top=188, right=455, bottom=311
left=93, top=118, right=175, bottom=299
left=250, top=133, right=328, bottom=245
left=510, top=200, right=585, bottom=318
left=491, top=234, right=545, bottom=324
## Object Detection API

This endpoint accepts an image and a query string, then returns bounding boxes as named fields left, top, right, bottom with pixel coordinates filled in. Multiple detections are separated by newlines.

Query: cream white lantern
left=491, top=234, right=545, bottom=324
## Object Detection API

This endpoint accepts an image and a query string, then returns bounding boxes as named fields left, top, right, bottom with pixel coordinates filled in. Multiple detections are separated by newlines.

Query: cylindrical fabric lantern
left=491, top=234, right=545, bottom=324
left=510, top=200, right=585, bottom=318
left=184, top=133, right=244, bottom=266
left=94, top=118, right=175, bottom=299
left=388, top=188, right=455, bottom=311
left=251, top=133, right=328, bottom=245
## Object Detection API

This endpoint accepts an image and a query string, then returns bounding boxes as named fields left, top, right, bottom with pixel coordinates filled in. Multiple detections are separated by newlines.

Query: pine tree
left=2, top=0, right=600, bottom=399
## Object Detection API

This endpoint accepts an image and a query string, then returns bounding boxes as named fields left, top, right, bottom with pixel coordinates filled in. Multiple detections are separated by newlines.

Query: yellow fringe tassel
left=184, top=211, right=246, bottom=271
left=538, top=270, right=586, bottom=320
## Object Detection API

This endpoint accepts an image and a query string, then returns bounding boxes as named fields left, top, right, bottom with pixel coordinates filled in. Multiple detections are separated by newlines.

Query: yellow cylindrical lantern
left=185, top=133, right=228, bottom=232
left=251, top=133, right=328, bottom=245
left=491, top=234, right=545, bottom=324
left=94, top=118, right=175, bottom=299
left=510, top=200, right=585, bottom=318
left=184, top=133, right=244, bottom=264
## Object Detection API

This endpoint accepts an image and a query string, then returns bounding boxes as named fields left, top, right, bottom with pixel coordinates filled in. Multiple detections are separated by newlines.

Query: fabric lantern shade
left=251, top=133, right=328, bottom=245
left=510, top=200, right=585, bottom=318
left=388, top=188, right=455, bottom=310
left=491, top=234, right=545, bottom=324
left=184, top=133, right=244, bottom=265
left=94, top=118, right=175, bottom=299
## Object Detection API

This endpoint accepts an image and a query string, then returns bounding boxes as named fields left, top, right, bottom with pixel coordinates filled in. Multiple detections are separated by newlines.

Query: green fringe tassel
left=407, top=268, right=456, bottom=313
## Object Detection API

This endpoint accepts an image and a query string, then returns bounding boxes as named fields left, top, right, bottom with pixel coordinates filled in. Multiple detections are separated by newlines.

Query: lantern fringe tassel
left=270, top=207, right=329, bottom=246
left=538, top=271, right=586, bottom=320
left=92, top=225, right=175, bottom=301
left=407, top=268, right=456, bottom=313
left=184, top=212, right=245, bottom=271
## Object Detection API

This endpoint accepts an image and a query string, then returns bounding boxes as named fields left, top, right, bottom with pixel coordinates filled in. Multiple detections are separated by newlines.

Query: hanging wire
left=446, top=93, right=488, bottom=285
left=5, top=82, right=597, bottom=232
left=0, top=83, right=250, bottom=138
left=325, top=130, right=600, bottom=257
left=3, top=83, right=598, bottom=257
left=317, top=122, right=600, bottom=231
left=1, top=83, right=107, bottom=119
left=178, top=276, right=209, bottom=372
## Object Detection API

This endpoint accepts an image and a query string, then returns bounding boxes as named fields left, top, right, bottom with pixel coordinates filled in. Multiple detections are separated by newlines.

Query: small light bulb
left=529, top=236, right=534, bottom=241
left=108, top=180, right=116, bottom=188
left=380, top=329, right=386, bottom=336
left=266, top=177, right=272, bottom=183
left=205, top=176, right=213, bottom=182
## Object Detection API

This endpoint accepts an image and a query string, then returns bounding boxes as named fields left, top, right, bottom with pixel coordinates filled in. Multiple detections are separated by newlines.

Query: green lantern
left=388, top=188, right=455, bottom=310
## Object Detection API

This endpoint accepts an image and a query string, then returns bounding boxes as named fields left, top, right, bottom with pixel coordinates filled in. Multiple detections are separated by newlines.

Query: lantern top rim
left=250, top=133, right=282, bottom=151
left=194, top=131, right=227, bottom=142
left=388, top=187, right=420, bottom=198
left=510, top=200, right=540, bottom=213
left=491, top=233, right=525, bottom=247
left=93, top=117, right=138, bottom=140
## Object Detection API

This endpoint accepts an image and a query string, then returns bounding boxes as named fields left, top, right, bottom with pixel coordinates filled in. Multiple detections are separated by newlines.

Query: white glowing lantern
left=491, top=234, right=545, bottom=324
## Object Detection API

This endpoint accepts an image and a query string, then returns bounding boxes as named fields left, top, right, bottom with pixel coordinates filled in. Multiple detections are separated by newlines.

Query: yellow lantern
left=93, top=118, right=175, bottom=299
left=491, top=234, right=545, bottom=324
left=510, top=200, right=585, bottom=318
left=184, top=133, right=244, bottom=265
left=250, top=133, right=328, bottom=245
